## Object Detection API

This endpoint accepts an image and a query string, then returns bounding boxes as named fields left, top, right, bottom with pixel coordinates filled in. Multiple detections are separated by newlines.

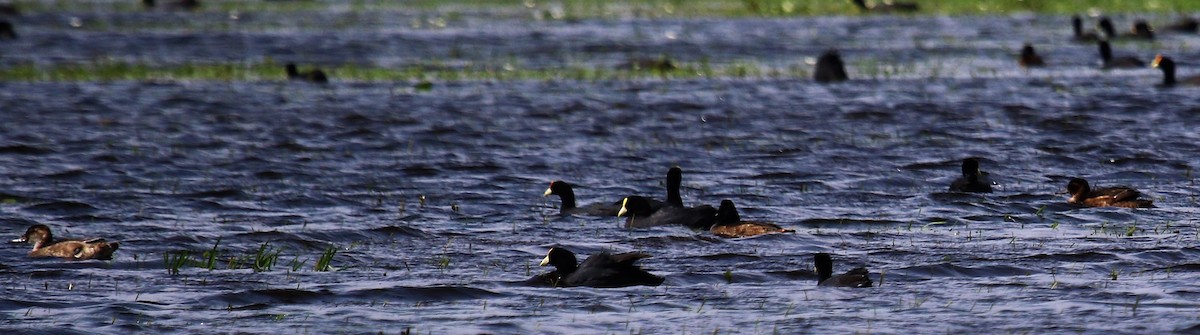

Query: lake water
left=2, top=5, right=1200, bottom=334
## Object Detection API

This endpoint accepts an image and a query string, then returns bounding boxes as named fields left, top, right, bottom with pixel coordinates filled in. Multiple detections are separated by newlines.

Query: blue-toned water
left=2, top=3, right=1200, bottom=334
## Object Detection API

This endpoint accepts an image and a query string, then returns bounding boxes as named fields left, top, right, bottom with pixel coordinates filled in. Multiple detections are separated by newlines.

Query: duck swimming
left=814, top=253, right=872, bottom=288
left=1018, top=44, right=1045, bottom=67
left=708, top=200, right=794, bottom=238
left=543, top=180, right=623, bottom=217
left=535, top=247, right=664, bottom=288
left=1152, top=55, right=1200, bottom=87
left=813, top=50, right=848, bottom=83
left=286, top=63, right=329, bottom=84
left=1065, top=178, right=1153, bottom=208
left=948, top=158, right=993, bottom=193
left=1098, top=41, right=1144, bottom=69
left=12, top=224, right=120, bottom=260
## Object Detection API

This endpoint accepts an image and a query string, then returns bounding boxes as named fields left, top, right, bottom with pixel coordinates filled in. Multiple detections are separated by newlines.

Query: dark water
left=3, top=6, right=1200, bottom=334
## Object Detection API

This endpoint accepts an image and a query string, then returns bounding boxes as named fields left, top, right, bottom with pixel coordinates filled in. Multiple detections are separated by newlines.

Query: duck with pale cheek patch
left=543, top=180, right=662, bottom=217
left=529, top=247, right=663, bottom=288
left=12, top=224, right=120, bottom=260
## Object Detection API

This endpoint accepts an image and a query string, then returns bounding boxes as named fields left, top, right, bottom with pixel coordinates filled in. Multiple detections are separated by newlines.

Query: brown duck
left=709, top=200, right=794, bottom=238
left=11, top=224, right=120, bottom=260
left=1065, top=178, right=1153, bottom=208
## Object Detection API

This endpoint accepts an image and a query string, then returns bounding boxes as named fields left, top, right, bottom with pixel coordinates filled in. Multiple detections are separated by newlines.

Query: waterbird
left=535, top=247, right=664, bottom=288
left=285, top=63, right=329, bottom=83
left=1126, top=20, right=1155, bottom=40
left=1152, top=55, right=1200, bottom=87
left=11, top=224, right=120, bottom=260
left=619, top=195, right=716, bottom=229
left=1071, top=15, right=1102, bottom=43
left=543, top=180, right=625, bottom=217
left=948, top=158, right=993, bottom=193
left=1018, top=44, right=1045, bottom=68
left=1065, top=178, right=1153, bottom=208
left=1098, top=17, right=1117, bottom=39
left=0, top=20, right=15, bottom=39
left=708, top=200, right=794, bottom=238
left=1164, top=17, right=1198, bottom=33
left=143, top=0, right=200, bottom=11
left=815, top=253, right=873, bottom=288
left=850, top=0, right=918, bottom=13
left=813, top=49, right=848, bottom=83
left=1098, top=41, right=1144, bottom=69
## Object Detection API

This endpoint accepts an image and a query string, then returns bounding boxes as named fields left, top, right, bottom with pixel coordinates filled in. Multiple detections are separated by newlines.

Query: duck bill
left=543, top=187, right=552, bottom=197
left=1152, top=54, right=1163, bottom=68
left=10, top=237, right=26, bottom=243
left=617, top=198, right=629, bottom=217
left=539, top=254, right=551, bottom=266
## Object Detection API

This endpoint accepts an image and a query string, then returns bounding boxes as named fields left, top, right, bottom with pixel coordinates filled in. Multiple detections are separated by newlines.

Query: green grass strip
left=10, top=0, right=1200, bottom=18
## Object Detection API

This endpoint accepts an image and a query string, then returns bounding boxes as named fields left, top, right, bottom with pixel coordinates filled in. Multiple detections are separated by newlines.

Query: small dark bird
left=1164, top=17, right=1199, bottom=33
left=11, top=224, right=120, bottom=260
left=1098, top=41, right=1144, bottom=69
left=851, top=0, right=918, bottom=13
left=1128, top=20, right=1154, bottom=40
left=1018, top=44, right=1045, bottom=67
left=1072, top=15, right=1101, bottom=42
left=0, top=20, right=14, bottom=40
left=286, top=63, right=329, bottom=84
left=1065, top=178, right=1153, bottom=208
left=533, top=247, right=664, bottom=288
left=0, top=3, right=20, bottom=16
left=1152, top=55, right=1200, bottom=87
left=948, top=158, right=993, bottom=193
left=813, top=50, right=848, bottom=83
left=543, top=180, right=623, bottom=217
left=814, top=253, right=873, bottom=288
left=1098, top=17, right=1117, bottom=39
left=143, top=0, right=200, bottom=11
left=619, top=195, right=716, bottom=229
left=708, top=200, right=794, bottom=238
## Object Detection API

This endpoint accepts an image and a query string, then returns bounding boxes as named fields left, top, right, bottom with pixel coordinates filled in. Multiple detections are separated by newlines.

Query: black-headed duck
left=1065, top=178, right=1153, bottom=208
left=1098, top=41, right=1144, bottom=69
left=12, top=224, right=120, bottom=260
left=815, top=253, right=872, bottom=288
left=1072, top=15, right=1102, bottom=43
left=813, top=50, right=848, bottom=83
left=285, top=63, right=329, bottom=84
left=0, top=20, right=15, bottom=40
left=1152, top=55, right=1200, bottom=87
left=1127, top=20, right=1154, bottom=40
left=709, top=200, right=794, bottom=238
left=1098, top=17, right=1117, bottom=39
left=948, top=158, right=993, bottom=193
left=851, top=0, right=918, bottom=13
left=618, top=195, right=716, bottom=229
left=1019, top=44, right=1045, bottom=67
left=143, top=0, right=200, bottom=11
left=543, top=180, right=623, bottom=217
left=535, top=247, right=664, bottom=288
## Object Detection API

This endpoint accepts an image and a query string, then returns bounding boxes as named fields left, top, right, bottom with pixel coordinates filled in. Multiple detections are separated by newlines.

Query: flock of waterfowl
left=0, top=1, right=1180, bottom=290
left=534, top=156, right=1152, bottom=288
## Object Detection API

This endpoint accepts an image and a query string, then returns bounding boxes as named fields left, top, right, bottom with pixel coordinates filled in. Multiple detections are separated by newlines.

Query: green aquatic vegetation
left=0, top=59, right=838, bottom=82
left=13, top=0, right=1200, bottom=18
left=315, top=245, right=337, bottom=272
